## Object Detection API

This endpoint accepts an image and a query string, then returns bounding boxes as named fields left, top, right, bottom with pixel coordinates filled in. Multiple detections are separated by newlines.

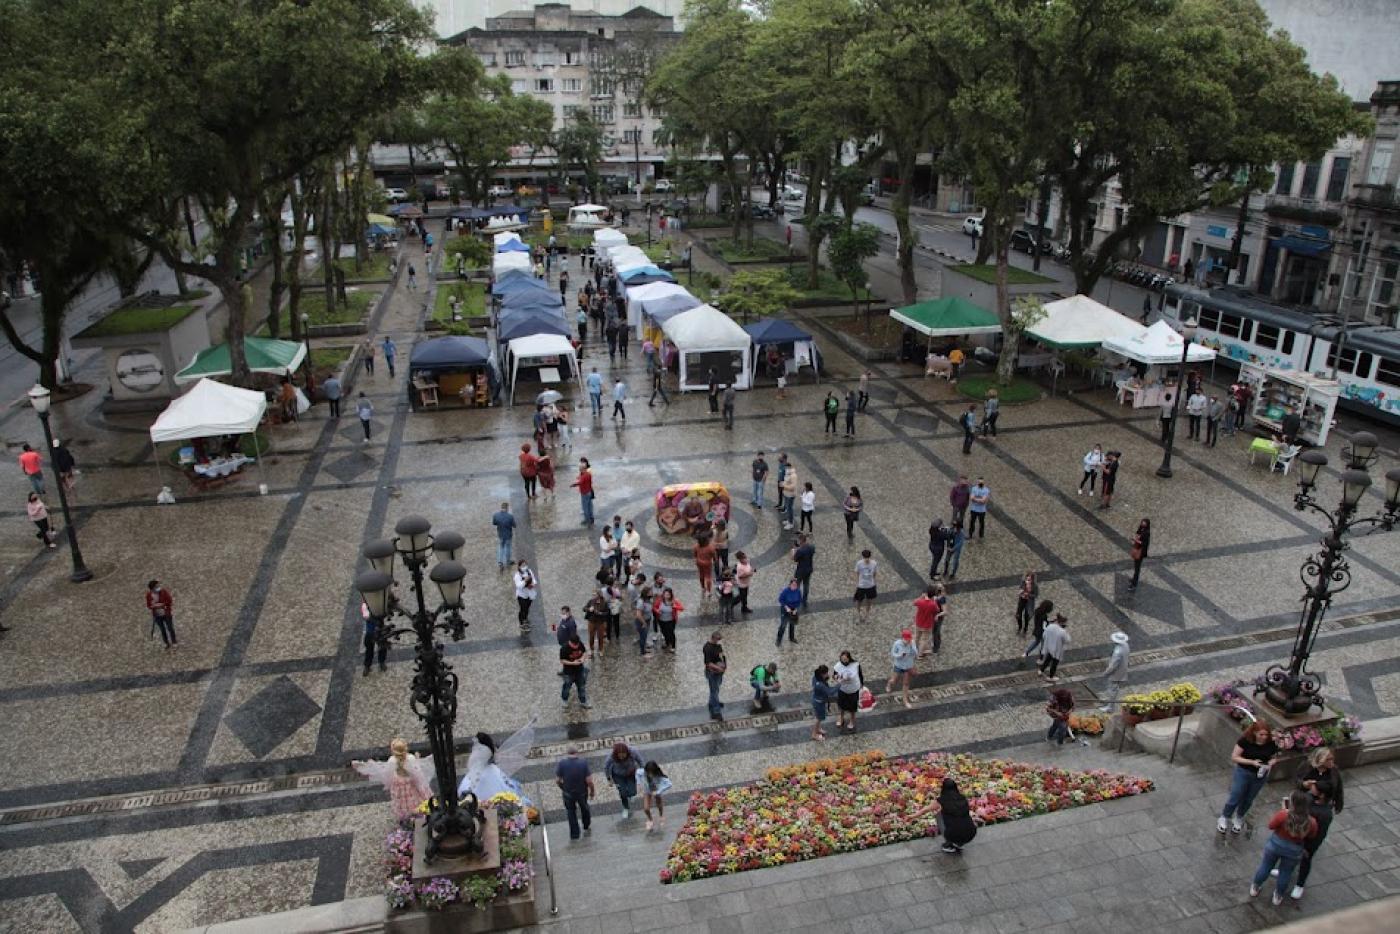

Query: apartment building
left=1332, top=81, right=1400, bottom=325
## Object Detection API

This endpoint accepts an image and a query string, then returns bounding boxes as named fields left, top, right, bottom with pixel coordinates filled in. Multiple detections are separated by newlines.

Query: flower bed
left=1206, top=680, right=1362, bottom=749
left=385, top=793, right=534, bottom=912
left=661, top=751, right=1152, bottom=883
left=1121, top=682, right=1203, bottom=722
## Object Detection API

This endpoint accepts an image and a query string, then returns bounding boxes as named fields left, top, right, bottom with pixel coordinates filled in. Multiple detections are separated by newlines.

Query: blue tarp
left=409, top=336, right=491, bottom=371
left=500, top=295, right=565, bottom=317
left=743, top=318, right=813, bottom=344
left=493, top=275, right=554, bottom=299
left=496, top=240, right=531, bottom=253
left=367, top=223, right=396, bottom=237
left=1273, top=235, right=1332, bottom=257
left=619, top=265, right=674, bottom=282
left=497, top=310, right=572, bottom=342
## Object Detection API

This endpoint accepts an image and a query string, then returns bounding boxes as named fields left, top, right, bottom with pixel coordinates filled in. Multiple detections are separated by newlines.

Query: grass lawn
left=643, top=240, right=681, bottom=264
left=309, top=345, right=353, bottom=374
left=711, top=236, right=791, bottom=263
left=433, top=282, right=487, bottom=322
left=79, top=304, right=200, bottom=338
left=754, top=265, right=873, bottom=303
left=308, top=252, right=396, bottom=282
left=957, top=374, right=1041, bottom=403
left=300, top=288, right=379, bottom=326
left=950, top=264, right=1056, bottom=286
left=826, top=313, right=904, bottom=351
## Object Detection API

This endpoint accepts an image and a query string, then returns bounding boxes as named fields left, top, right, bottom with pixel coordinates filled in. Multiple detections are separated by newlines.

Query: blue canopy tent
left=492, top=271, right=549, bottom=297
left=496, top=239, right=531, bottom=253
left=367, top=222, right=396, bottom=238
left=407, top=336, right=499, bottom=410
left=743, top=318, right=821, bottom=384
left=499, top=293, right=565, bottom=316
left=619, top=265, right=676, bottom=284
left=497, top=310, right=573, bottom=342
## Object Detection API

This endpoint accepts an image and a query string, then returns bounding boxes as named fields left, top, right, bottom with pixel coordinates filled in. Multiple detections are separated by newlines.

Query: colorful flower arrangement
left=661, top=751, right=1153, bottom=884
left=1120, top=682, right=1202, bottom=719
left=384, top=792, right=535, bottom=912
left=1068, top=712, right=1106, bottom=735
left=1207, top=681, right=1363, bottom=749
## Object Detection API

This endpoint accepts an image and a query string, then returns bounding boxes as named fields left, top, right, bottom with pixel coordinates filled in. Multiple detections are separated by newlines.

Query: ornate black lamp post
left=1155, top=317, right=1197, bottom=478
left=1258, top=432, right=1400, bottom=715
left=355, top=516, right=477, bottom=862
left=27, top=385, right=92, bottom=582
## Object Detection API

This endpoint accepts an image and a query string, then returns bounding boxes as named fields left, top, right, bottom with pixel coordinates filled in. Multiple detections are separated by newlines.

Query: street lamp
left=1155, top=317, right=1197, bottom=478
left=1257, top=433, right=1400, bottom=715
left=27, top=385, right=92, bottom=583
left=354, top=515, right=479, bottom=863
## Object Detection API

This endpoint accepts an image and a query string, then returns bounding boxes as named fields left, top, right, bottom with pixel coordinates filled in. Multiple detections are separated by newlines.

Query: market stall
left=485, top=214, right=529, bottom=234
left=1026, top=294, right=1148, bottom=393
left=620, top=265, right=676, bottom=286
left=174, top=336, right=307, bottom=385
left=744, top=318, right=820, bottom=384
left=407, top=335, right=497, bottom=410
left=1239, top=362, right=1340, bottom=445
left=496, top=238, right=531, bottom=254
left=593, top=227, right=628, bottom=258
left=610, top=247, right=651, bottom=274
left=1101, top=320, right=1217, bottom=409
left=630, top=282, right=701, bottom=339
left=506, top=333, right=583, bottom=406
left=149, top=378, right=268, bottom=491
left=660, top=304, right=752, bottom=391
left=890, top=297, right=1001, bottom=373
left=497, top=308, right=572, bottom=342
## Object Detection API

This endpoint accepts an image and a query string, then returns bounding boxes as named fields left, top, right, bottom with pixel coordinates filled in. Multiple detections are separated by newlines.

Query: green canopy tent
left=174, top=336, right=308, bottom=385
left=889, top=297, right=1002, bottom=338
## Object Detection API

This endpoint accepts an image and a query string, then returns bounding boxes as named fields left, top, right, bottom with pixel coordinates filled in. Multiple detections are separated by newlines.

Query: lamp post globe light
left=1258, top=432, right=1400, bottom=716
left=354, top=514, right=479, bottom=863
left=27, top=385, right=93, bottom=583
left=1155, top=317, right=1197, bottom=479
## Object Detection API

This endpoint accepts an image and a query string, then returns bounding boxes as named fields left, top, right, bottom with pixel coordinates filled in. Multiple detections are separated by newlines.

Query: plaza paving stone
left=2, top=231, right=1400, bottom=932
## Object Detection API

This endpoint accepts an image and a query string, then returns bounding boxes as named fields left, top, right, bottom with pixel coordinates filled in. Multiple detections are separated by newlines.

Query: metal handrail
left=1096, top=699, right=1258, bottom=762
left=533, top=783, right=559, bottom=916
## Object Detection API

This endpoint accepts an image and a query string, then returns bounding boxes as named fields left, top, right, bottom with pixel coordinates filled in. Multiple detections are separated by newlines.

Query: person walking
left=585, top=367, right=604, bottom=417
left=734, top=551, right=754, bottom=615
left=982, top=388, right=999, bottom=438
left=842, top=486, right=862, bottom=541
left=692, top=533, right=716, bottom=600
left=407, top=264, right=417, bottom=291
left=362, top=603, right=389, bottom=675
left=927, top=518, right=949, bottom=579
left=948, top=346, right=965, bottom=382
left=513, top=561, right=538, bottom=631
left=811, top=665, right=839, bottom=741
left=853, top=550, right=878, bottom=622
left=779, top=462, right=798, bottom=530
left=751, top=451, right=769, bottom=508
left=638, top=761, right=672, bottom=831
left=703, top=630, right=727, bottom=721
left=823, top=391, right=839, bottom=434
left=1015, top=571, right=1038, bottom=635
left=382, top=336, right=397, bottom=378
left=647, top=366, right=670, bottom=407
left=19, top=445, right=47, bottom=494
left=844, top=390, right=857, bottom=437
left=1024, top=599, right=1054, bottom=661
left=1079, top=444, right=1104, bottom=495
left=559, top=268, right=570, bottom=301
left=913, top=587, right=939, bottom=658
left=518, top=443, right=539, bottom=500
left=321, top=374, right=342, bottom=418
left=603, top=742, right=644, bottom=819
left=968, top=478, right=991, bottom=540
left=1046, top=687, right=1074, bottom=745
left=571, top=458, right=595, bottom=526
left=959, top=405, right=978, bottom=455
left=537, top=450, right=556, bottom=499
left=1099, top=451, right=1120, bottom=511
left=722, top=384, right=736, bottom=429
left=777, top=578, right=802, bottom=646
left=492, top=502, right=516, bottom=570
left=356, top=392, right=374, bottom=442
left=832, top=651, right=862, bottom=734
left=652, top=587, right=683, bottom=653
left=712, top=519, right=730, bottom=571
left=52, top=441, right=76, bottom=495
left=1250, top=791, right=1318, bottom=906
left=559, top=632, right=591, bottom=710
left=1099, top=631, right=1130, bottom=711
left=931, top=779, right=978, bottom=854
left=554, top=745, right=594, bottom=839
left=1206, top=395, right=1225, bottom=447
left=1219, top=721, right=1280, bottom=834
left=1158, top=390, right=1175, bottom=442
left=707, top=369, right=720, bottom=414
left=145, top=579, right=178, bottom=650
left=886, top=629, right=916, bottom=708
left=1128, top=518, right=1151, bottom=590
left=362, top=339, right=375, bottom=375
left=798, top=482, right=815, bottom=533
left=583, top=588, right=610, bottom=655
left=1186, top=388, right=1207, bottom=440
left=942, top=521, right=966, bottom=579
left=790, top=533, right=815, bottom=609
left=553, top=605, right=579, bottom=668
left=750, top=661, right=780, bottom=712
left=26, top=492, right=57, bottom=550
left=1038, top=613, right=1069, bottom=680
left=858, top=370, right=871, bottom=410
left=1291, top=747, right=1345, bottom=900
left=949, top=476, right=971, bottom=526
left=611, top=377, right=627, bottom=422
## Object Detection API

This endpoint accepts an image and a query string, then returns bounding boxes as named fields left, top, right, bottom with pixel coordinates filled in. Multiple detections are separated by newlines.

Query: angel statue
left=352, top=738, right=434, bottom=821
left=458, top=716, right=537, bottom=807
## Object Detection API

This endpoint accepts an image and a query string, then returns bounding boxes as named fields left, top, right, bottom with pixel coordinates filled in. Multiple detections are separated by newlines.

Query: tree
left=713, top=268, right=800, bottom=324
left=827, top=221, right=881, bottom=324
left=1000, top=295, right=1047, bottom=384
left=552, top=112, right=608, bottom=200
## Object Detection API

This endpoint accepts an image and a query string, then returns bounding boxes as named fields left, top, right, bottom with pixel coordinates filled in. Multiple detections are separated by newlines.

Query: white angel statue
left=352, top=738, right=434, bottom=821
left=458, top=717, right=537, bottom=807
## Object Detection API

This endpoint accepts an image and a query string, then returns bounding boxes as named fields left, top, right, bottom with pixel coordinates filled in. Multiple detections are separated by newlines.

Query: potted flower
left=1120, top=694, right=1152, bottom=727
left=1165, top=682, right=1202, bottom=716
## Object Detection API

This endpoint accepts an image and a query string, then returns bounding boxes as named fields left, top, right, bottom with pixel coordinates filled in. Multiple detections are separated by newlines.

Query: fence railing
left=533, top=783, right=559, bottom=916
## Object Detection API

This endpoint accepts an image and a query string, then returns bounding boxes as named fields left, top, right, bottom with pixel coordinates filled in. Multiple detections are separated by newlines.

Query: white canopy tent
left=627, top=281, right=700, bottom=336
left=1102, top=319, right=1217, bottom=365
left=568, top=204, right=609, bottom=229
left=660, top=304, right=752, bottom=391
left=493, top=231, right=525, bottom=249
left=493, top=251, right=532, bottom=277
left=148, top=378, right=268, bottom=488
left=1027, top=294, right=1147, bottom=350
left=506, top=333, right=585, bottom=406
left=610, top=247, right=651, bottom=273
left=593, top=228, right=628, bottom=253
left=485, top=215, right=528, bottom=233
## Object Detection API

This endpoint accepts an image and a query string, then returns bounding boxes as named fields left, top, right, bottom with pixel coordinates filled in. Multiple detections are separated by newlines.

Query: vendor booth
left=1239, top=362, right=1339, bottom=445
left=610, top=247, right=651, bottom=273
left=174, top=336, right=307, bottom=385
left=485, top=214, right=529, bottom=234
left=660, top=304, right=752, bottom=391
left=593, top=228, right=628, bottom=257
left=493, top=251, right=532, bottom=276
left=492, top=275, right=554, bottom=301
left=494, top=231, right=525, bottom=249
left=496, top=238, right=531, bottom=254
left=890, top=297, right=1001, bottom=377
left=620, top=265, right=676, bottom=286
left=408, top=335, right=497, bottom=410
left=149, top=378, right=267, bottom=490
left=498, top=308, right=572, bottom=342
left=567, top=204, right=609, bottom=229
left=744, top=318, right=820, bottom=384
left=506, top=333, right=583, bottom=406
left=1025, top=294, right=1147, bottom=392
left=630, top=282, right=701, bottom=338
left=1101, top=319, right=1217, bottom=409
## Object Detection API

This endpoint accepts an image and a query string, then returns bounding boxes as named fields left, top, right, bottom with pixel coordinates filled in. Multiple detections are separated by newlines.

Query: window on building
left=537, top=50, right=555, bottom=67
left=535, top=79, right=553, bottom=93
left=1196, top=307, right=1220, bottom=332
left=1217, top=313, right=1245, bottom=338
left=590, top=78, right=614, bottom=98
left=1325, top=157, right=1351, bottom=201
left=479, top=52, right=497, bottom=67
left=650, top=105, right=665, bottom=119
left=511, top=79, right=526, bottom=94
left=1325, top=344, right=1374, bottom=377
left=1379, top=261, right=1398, bottom=306
left=1281, top=330, right=1296, bottom=356
left=562, top=78, right=581, bottom=93
left=563, top=50, right=579, bottom=65
left=592, top=104, right=614, bottom=123
left=563, top=105, right=579, bottom=119
left=1274, top=162, right=1295, bottom=195
left=652, top=127, right=668, bottom=145
left=1376, top=356, right=1400, bottom=389
left=1367, top=143, right=1394, bottom=186
left=623, top=101, right=642, bottom=118
left=1300, top=161, right=1322, bottom=199
left=505, top=50, right=524, bottom=67
left=622, top=129, right=641, bottom=144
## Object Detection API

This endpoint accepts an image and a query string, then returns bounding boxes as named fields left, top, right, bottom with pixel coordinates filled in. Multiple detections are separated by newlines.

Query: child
left=718, top=568, right=736, bottom=624
left=776, top=373, right=787, bottom=399
left=810, top=665, right=838, bottom=741
left=637, top=761, right=672, bottom=831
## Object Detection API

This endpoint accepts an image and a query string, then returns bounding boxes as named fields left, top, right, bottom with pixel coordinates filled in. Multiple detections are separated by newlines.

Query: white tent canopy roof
left=594, top=228, right=628, bottom=246
left=610, top=246, right=649, bottom=265
left=1027, top=294, right=1148, bottom=349
left=570, top=203, right=608, bottom=214
left=149, top=378, right=267, bottom=444
left=493, top=231, right=524, bottom=247
left=508, top=333, right=577, bottom=360
left=627, top=281, right=693, bottom=303
left=661, top=305, right=752, bottom=350
left=486, top=216, right=526, bottom=230
left=493, top=252, right=532, bottom=273
left=1102, top=319, right=1217, bottom=364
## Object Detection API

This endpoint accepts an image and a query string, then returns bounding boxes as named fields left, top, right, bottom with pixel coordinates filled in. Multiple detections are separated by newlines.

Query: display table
left=412, top=378, right=439, bottom=408
left=1117, top=381, right=1167, bottom=409
left=1248, top=437, right=1280, bottom=467
left=1017, top=351, right=1054, bottom=372
left=193, top=455, right=251, bottom=478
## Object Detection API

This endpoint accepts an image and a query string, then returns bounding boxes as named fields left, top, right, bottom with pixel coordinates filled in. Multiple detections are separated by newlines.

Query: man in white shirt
left=1185, top=390, right=1208, bottom=441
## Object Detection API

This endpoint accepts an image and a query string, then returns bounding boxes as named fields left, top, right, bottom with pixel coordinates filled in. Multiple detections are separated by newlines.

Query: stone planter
left=384, top=886, right=537, bottom=934
left=1264, top=741, right=1363, bottom=783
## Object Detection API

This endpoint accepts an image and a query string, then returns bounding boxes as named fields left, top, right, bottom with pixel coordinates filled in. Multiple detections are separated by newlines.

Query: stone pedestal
left=411, top=809, right=500, bottom=884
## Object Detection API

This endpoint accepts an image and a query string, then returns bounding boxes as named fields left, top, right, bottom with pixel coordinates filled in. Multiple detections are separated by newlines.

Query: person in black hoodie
left=933, top=778, right=978, bottom=854
left=1023, top=599, right=1054, bottom=662
left=1291, top=748, right=1344, bottom=900
left=1128, top=518, right=1151, bottom=590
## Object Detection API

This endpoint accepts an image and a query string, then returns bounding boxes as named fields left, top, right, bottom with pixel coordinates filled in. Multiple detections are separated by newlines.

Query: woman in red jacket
left=651, top=588, right=684, bottom=653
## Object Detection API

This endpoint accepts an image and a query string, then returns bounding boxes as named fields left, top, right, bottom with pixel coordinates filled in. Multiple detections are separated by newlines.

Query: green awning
left=174, top=336, right=307, bottom=385
left=889, top=297, right=1001, bottom=337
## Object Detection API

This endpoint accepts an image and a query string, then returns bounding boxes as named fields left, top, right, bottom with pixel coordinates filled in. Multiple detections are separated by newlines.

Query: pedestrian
left=1235, top=382, right=1253, bottom=430
left=927, top=583, right=948, bottom=654
left=1250, top=791, right=1319, bottom=906
left=734, top=551, right=754, bottom=615
left=605, top=318, right=619, bottom=364
left=559, top=268, right=570, bottom=300
left=603, top=742, right=644, bottom=819
left=968, top=477, right=991, bottom=539
left=1024, top=599, right=1054, bottom=660
left=1046, top=687, right=1074, bottom=745
left=717, top=567, right=737, bottom=623
left=518, top=443, right=539, bottom=499
left=832, top=651, right=862, bottom=733
left=1039, top=613, right=1070, bottom=680
left=886, top=629, right=916, bottom=709
left=693, top=532, right=716, bottom=599
left=949, top=476, right=971, bottom=526
left=638, top=761, right=672, bottom=831
left=853, top=550, right=878, bottom=622
left=1015, top=571, right=1038, bottom=635
left=26, top=492, right=57, bottom=549
left=582, top=588, right=610, bottom=655
left=633, top=586, right=654, bottom=658
left=750, top=661, right=780, bottom=712
left=722, top=384, right=736, bottom=429
left=1291, top=747, right=1344, bottom=901
left=571, top=458, right=595, bottom=526
left=913, top=587, right=939, bottom=658
left=844, top=389, right=857, bottom=436
left=652, top=587, right=683, bottom=653
left=555, top=406, right=571, bottom=447
left=1099, top=631, right=1130, bottom=711
left=930, top=778, right=978, bottom=854
left=278, top=377, right=298, bottom=423
left=1219, top=721, right=1280, bottom=834
left=1159, top=390, right=1175, bottom=442
left=555, top=745, right=594, bottom=839
left=959, top=405, right=977, bottom=454
left=553, top=605, right=579, bottom=667
left=648, top=366, right=670, bottom=406
left=948, top=345, right=965, bottom=382
left=798, top=482, right=815, bottom=533
left=927, top=518, right=949, bottom=579
left=362, top=603, right=389, bottom=675
left=842, top=486, right=862, bottom=541
left=362, top=339, right=375, bottom=375
left=712, top=518, right=730, bottom=570
left=811, top=665, right=839, bottom=741
left=1224, top=389, right=1240, bottom=436
left=823, top=391, right=839, bottom=433
left=942, top=521, right=966, bottom=579
left=407, top=263, right=420, bottom=290
left=597, top=526, right=619, bottom=576
left=1128, top=517, right=1150, bottom=589
left=707, top=369, right=720, bottom=414
left=356, top=392, right=373, bottom=442
left=1186, top=388, right=1207, bottom=440
left=777, top=578, right=803, bottom=645
left=1206, top=395, right=1225, bottom=447
left=513, top=560, right=537, bottom=631
left=751, top=451, right=769, bottom=508
left=982, top=388, right=999, bottom=437
left=610, top=377, right=627, bottom=421
left=1099, top=451, right=1120, bottom=510
left=703, top=630, right=727, bottom=721
left=321, top=374, right=342, bottom=418
left=559, top=632, right=591, bottom=710
left=382, top=336, right=397, bottom=378
left=780, top=462, right=798, bottom=530
left=586, top=367, right=603, bottom=417
left=790, top=533, right=815, bottom=609
left=858, top=370, right=871, bottom=410
left=1079, top=444, right=1103, bottom=495
left=537, top=450, right=556, bottom=499
left=492, top=501, right=516, bottom=570
left=145, top=578, right=177, bottom=649
left=621, top=520, right=641, bottom=567
left=52, top=441, right=76, bottom=495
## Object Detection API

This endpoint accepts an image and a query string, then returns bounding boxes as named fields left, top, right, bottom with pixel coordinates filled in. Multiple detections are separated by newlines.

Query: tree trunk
left=1033, top=177, right=1051, bottom=272
left=319, top=177, right=336, bottom=315
left=993, top=222, right=1016, bottom=386
left=893, top=147, right=918, bottom=306
left=1227, top=187, right=1251, bottom=285
left=804, top=150, right=831, bottom=290
left=261, top=189, right=287, bottom=338
left=0, top=280, right=66, bottom=388
left=723, top=151, right=742, bottom=243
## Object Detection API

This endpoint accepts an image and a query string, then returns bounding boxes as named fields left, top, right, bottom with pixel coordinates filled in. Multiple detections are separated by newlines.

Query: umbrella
left=366, top=213, right=395, bottom=226
left=536, top=389, right=564, bottom=405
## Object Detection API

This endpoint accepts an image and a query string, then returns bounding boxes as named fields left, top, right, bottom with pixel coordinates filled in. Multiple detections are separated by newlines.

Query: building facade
left=1331, top=81, right=1400, bottom=326
left=428, top=0, right=688, bottom=38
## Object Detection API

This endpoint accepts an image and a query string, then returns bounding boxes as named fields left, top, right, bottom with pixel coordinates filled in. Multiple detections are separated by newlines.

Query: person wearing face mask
left=513, top=561, right=538, bottom=631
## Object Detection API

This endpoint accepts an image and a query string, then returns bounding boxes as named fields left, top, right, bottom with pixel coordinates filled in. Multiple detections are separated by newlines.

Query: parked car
left=858, top=186, right=876, bottom=206
left=781, top=187, right=805, bottom=203
left=962, top=215, right=984, bottom=237
left=383, top=187, right=408, bottom=202
left=653, top=178, right=674, bottom=193
left=1009, top=229, right=1038, bottom=254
